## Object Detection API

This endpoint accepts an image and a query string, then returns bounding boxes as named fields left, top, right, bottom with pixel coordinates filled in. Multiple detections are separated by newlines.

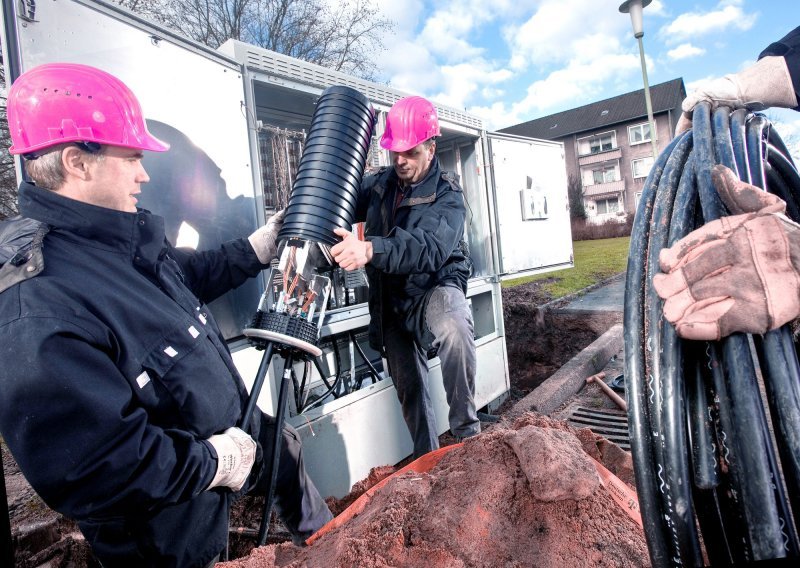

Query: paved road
left=559, top=275, right=626, bottom=313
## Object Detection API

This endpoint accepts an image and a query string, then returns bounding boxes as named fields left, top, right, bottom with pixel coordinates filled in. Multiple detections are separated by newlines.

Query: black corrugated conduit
left=277, top=86, right=377, bottom=246
left=624, top=101, right=800, bottom=566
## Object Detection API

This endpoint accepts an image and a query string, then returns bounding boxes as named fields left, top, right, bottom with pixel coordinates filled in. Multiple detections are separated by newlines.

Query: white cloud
left=468, top=101, right=518, bottom=132
left=373, top=0, right=668, bottom=128
left=667, top=43, right=706, bottom=60
left=372, top=0, right=424, bottom=34
left=430, top=62, right=514, bottom=111
left=646, top=0, right=667, bottom=17
left=658, top=1, right=756, bottom=44
left=505, top=0, right=632, bottom=70
left=474, top=50, right=643, bottom=130
left=378, top=39, right=443, bottom=94
left=418, top=14, right=485, bottom=62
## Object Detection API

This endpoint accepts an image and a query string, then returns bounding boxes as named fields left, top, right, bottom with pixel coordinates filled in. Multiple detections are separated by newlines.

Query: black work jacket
left=0, top=183, right=267, bottom=567
left=357, top=157, right=471, bottom=351
left=760, top=25, right=800, bottom=111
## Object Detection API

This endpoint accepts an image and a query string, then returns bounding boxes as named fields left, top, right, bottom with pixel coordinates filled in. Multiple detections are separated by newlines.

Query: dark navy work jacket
left=0, top=183, right=267, bottom=567
left=357, top=157, right=471, bottom=351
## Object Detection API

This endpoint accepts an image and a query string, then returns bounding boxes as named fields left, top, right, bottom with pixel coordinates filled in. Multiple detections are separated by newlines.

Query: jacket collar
left=17, top=182, right=166, bottom=259
left=386, top=156, right=441, bottom=201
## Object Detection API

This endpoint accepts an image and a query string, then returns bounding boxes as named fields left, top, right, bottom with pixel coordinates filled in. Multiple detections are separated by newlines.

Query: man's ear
left=61, top=146, right=92, bottom=180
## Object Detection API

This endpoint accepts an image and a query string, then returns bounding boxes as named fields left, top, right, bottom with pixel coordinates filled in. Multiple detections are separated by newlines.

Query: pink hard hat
left=7, top=62, right=169, bottom=156
left=380, top=96, right=440, bottom=152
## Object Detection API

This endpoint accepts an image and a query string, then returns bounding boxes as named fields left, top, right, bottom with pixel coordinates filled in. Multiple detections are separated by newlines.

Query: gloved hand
left=653, top=165, right=800, bottom=340
left=675, top=56, right=798, bottom=135
left=248, top=209, right=285, bottom=264
left=205, top=427, right=257, bottom=491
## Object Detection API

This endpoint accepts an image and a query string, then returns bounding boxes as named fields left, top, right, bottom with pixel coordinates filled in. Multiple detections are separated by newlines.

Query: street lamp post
left=619, top=0, right=659, bottom=161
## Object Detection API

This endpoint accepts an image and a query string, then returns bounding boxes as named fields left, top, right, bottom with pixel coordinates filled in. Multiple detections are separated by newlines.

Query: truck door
left=485, top=132, right=573, bottom=278
left=1, top=0, right=260, bottom=339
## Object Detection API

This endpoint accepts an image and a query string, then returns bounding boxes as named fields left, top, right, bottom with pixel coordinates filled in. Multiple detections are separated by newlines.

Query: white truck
left=1, top=0, right=573, bottom=498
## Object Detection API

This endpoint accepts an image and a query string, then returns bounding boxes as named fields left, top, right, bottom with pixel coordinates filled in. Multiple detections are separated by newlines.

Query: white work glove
left=675, top=56, right=798, bottom=135
left=248, top=209, right=285, bottom=264
left=206, top=427, right=257, bottom=492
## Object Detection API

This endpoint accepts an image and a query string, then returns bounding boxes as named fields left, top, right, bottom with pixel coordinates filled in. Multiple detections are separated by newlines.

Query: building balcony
left=583, top=179, right=625, bottom=198
left=578, top=147, right=622, bottom=166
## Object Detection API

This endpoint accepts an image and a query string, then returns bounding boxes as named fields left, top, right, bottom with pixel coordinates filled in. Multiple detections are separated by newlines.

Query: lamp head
left=619, top=0, right=652, bottom=39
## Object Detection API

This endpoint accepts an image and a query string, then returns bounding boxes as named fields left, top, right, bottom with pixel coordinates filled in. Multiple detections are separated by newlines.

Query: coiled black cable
left=625, top=102, right=800, bottom=566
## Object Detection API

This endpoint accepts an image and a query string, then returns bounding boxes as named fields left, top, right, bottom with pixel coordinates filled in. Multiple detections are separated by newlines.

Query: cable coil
left=624, top=102, right=800, bottom=566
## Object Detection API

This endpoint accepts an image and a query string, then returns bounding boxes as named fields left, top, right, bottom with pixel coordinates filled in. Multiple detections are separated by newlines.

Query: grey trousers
left=249, top=412, right=334, bottom=544
left=384, top=285, right=480, bottom=458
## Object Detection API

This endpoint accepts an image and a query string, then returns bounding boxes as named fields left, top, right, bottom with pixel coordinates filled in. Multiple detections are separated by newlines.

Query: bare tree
left=115, top=0, right=170, bottom=21
left=0, top=47, right=19, bottom=220
left=159, top=0, right=390, bottom=79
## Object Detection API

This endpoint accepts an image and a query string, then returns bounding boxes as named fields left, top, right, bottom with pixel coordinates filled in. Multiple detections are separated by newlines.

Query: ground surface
left=3, top=277, right=628, bottom=567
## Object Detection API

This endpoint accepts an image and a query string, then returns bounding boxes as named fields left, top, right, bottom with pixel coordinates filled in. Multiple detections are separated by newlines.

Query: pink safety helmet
left=7, top=62, right=169, bottom=156
left=380, top=96, right=440, bottom=152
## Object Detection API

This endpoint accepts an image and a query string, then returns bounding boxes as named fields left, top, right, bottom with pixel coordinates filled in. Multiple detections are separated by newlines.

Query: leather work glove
left=675, top=56, right=798, bottom=135
left=248, top=209, right=286, bottom=264
left=205, top=427, right=257, bottom=492
left=653, top=165, right=800, bottom=341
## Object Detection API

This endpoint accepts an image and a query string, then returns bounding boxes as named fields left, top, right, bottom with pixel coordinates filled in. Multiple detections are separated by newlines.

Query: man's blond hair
left=24, top=144, right=104, bottom=190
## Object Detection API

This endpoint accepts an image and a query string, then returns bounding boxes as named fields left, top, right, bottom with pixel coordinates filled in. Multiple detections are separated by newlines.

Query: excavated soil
left=218, top=414, right=646, bottom=568
left=500, top=279, right=623, bottom=401
left=3, top=278, right=628, bottom=567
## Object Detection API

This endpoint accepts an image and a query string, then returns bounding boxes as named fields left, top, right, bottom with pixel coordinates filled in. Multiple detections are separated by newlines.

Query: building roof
left=498, top=78, right=686, bottom=140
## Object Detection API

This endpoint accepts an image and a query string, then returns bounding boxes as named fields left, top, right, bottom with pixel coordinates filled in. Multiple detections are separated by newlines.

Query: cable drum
left=625, top=102, right=800, bottom=567
left=278, top=85, right=377, bottom=246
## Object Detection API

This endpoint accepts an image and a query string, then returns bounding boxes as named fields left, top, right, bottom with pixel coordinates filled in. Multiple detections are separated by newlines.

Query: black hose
left=625, top=102, right=800, bottom=566
left=625, top=133, right=686, bottom=568
left=301, top=345, right=347, bottom=413
left=312, top=356, right=335, bottom=392
left=351, top=332, right=381, bottom=385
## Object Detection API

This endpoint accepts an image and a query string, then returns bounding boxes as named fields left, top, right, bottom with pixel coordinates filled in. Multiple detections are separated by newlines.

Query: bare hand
left=331, top=227, right=372, bottom=270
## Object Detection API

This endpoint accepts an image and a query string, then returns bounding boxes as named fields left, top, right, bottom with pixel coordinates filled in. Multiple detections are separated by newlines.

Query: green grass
left=502, top=236, right=630, bottom=298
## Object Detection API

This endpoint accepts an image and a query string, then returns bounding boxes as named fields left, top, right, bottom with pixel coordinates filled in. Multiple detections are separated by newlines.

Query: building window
left=577, top=131, right=616, bottom=155
left=596, top=197, right=620, bottom=215
left=628, top=122, right=652, bottom=145
left=632, top=156, right=654, bottom=178
left=591, top=164, right=618, bottom=185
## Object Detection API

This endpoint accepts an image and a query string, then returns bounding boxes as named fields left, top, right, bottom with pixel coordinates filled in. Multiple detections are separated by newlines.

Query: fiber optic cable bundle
left=624, top=102, right=800, bottom=567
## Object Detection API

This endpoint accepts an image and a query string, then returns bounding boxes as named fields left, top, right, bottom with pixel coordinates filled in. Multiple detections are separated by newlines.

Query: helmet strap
left=75, top=141, right=102, bottom=154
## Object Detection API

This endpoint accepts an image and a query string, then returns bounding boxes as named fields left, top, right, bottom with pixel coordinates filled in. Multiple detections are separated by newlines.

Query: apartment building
left=499, top=78, right=686, bottom=223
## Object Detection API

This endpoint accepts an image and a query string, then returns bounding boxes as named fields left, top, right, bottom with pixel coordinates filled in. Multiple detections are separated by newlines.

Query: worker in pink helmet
left=332, top=95, right=483, bottom=458
left=0, top=63, right=331, bottom=567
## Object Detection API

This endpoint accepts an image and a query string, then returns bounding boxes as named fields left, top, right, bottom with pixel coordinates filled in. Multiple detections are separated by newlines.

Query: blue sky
left=373, top=0, right=800, bottom=156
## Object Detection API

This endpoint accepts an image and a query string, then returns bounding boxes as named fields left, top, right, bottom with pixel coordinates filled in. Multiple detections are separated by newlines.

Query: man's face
left=84, top=146, right=150, bottom=213
left=391, top=141, right=435, bottom=185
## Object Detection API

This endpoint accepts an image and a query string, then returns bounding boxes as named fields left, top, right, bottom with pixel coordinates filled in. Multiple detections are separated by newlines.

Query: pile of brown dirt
left=218, top=413, right=648, bottom=568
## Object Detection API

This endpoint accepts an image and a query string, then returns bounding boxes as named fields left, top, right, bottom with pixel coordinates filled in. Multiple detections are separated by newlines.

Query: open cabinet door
left=486, top=132, right=573, bottom=279
left=1, top=0, right=261, bottom=339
